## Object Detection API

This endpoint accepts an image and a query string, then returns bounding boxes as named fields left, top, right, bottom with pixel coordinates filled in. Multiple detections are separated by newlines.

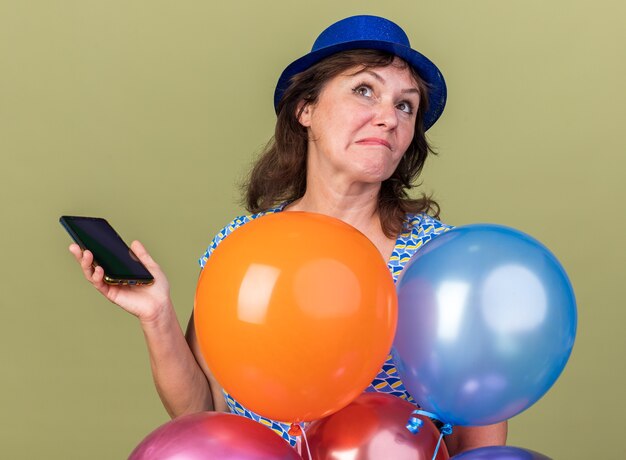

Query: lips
left=356, top=138, right=392, bottom=150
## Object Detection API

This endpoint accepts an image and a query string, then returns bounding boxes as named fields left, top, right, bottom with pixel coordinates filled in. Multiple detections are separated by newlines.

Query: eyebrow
left=350, top=69, right=420, bottom=95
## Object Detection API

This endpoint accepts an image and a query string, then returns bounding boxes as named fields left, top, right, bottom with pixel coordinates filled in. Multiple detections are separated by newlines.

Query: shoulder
left=402, top=213, right=454, bottom=242
left=198, top=204, right=286, bottom=268
left=389, top=213, right=453, bottom=279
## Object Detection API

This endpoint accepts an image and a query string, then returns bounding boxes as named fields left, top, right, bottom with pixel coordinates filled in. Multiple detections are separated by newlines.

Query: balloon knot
left=406, top=415, right=424, bottom=434
left=288, top=423, right=303, bottom=436
left=406, top=410, right=453, bottom=437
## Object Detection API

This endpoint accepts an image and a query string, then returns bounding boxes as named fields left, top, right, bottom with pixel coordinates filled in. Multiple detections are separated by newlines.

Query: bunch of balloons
left=129, top=216, right=575, bottom=459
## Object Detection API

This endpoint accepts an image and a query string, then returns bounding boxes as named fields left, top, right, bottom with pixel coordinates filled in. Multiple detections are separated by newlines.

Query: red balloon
left=304, top=393, right=449, bottom=460
left=128, top=412, right=302, bottom=460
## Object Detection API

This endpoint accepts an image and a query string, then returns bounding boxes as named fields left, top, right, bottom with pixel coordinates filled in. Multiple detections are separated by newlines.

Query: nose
left=373, top=101, right=399, bottom=130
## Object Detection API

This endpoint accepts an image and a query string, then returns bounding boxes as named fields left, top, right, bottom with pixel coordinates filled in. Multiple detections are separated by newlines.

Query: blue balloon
left=450, top=446, right=552, bottom=459
left=392, top=224, right=576, bottom=426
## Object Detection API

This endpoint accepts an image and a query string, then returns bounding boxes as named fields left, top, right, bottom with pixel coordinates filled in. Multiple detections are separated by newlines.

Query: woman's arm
left=140, top=304, right=216, bottom=416
left=185, top=312, right=228, bottom=412
left=69, top=241, right=217, bottom=417
left=444, top=421, right=508, bottom=456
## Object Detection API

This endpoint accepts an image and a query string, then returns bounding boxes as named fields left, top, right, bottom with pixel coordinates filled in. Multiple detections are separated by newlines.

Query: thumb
left=129, top=240, right=158, bottom=269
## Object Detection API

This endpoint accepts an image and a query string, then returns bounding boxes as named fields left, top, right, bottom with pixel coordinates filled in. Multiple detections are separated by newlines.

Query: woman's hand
left=68, top=240, right=172, bottom=324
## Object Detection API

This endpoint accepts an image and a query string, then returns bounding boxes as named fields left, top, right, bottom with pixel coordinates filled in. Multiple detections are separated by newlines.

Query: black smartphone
left=60, top=216, right=154, bottom=285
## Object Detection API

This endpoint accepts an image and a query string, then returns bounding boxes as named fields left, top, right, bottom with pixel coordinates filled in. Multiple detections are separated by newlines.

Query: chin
left=355, top=165, right=396, bottom=183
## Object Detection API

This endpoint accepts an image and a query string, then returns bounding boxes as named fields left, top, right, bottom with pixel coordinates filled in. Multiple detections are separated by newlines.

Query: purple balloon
left=450, top=446, right=552, bottom=460
left=128, top=412, right=302, bottom=460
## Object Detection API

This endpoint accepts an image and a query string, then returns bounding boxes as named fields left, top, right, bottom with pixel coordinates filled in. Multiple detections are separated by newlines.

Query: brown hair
left=243, top=50, right=440, bottom=238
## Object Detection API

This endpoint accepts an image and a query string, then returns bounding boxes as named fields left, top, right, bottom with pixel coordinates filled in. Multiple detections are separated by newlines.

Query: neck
left=284, top=182, right=399, bottom=263
left=285, top=185, right=381, bottom=235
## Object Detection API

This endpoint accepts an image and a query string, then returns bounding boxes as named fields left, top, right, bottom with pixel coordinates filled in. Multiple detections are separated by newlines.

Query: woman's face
left=298, top=58, right=420, bottom=187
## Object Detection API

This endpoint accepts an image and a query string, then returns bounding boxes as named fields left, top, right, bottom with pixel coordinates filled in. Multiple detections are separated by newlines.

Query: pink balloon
left=129, top=412, right=302, bottom=460
left=304, top=393, right=449, bottom=460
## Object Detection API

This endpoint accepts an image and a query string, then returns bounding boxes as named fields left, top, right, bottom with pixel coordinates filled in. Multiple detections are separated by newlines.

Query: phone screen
left=60, top=216, right=154, bottom=284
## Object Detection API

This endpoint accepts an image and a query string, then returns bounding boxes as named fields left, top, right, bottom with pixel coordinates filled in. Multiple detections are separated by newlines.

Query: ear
left=296, top=100, right=312, bottom=127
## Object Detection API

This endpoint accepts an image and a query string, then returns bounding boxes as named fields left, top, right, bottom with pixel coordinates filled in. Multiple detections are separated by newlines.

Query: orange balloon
left=194, top=212, right=397, bottom=423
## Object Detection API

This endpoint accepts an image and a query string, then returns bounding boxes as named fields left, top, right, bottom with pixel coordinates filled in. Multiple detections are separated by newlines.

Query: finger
left=79, top=249, right=93, bottom=268
left=91, top=265, right=105, bottom=284
left=68, top=245, right=101, bottom=287
left=89, top=265, right=113, bottom=298
left=68, top=243, right=84, bottom=261
left=78, top=249, right=96, bottom=280
left=130, top=240, right=159, bottom=270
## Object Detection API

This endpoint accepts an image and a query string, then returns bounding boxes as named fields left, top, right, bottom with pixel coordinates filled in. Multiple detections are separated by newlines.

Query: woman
left=70, top=15, right=507, bottom=454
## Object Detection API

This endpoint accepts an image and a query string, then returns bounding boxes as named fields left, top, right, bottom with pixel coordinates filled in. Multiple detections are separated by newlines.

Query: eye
left=396, top=101, right=414, bottom=114
left=352, top=84, right=373, bottom=98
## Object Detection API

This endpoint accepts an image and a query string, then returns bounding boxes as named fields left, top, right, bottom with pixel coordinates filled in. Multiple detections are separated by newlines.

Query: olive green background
left=1, top=1, right=624, bottom=458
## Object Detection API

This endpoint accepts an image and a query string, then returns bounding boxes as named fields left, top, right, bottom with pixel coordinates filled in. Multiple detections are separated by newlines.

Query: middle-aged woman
left=70, top=15, right=507, bottom=455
